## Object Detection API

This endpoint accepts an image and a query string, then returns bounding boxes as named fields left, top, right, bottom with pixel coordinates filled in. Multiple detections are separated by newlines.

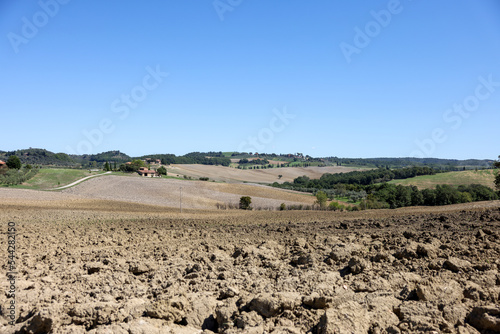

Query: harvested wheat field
left=166, top=165, right=362, bottom=184
left=0, top=175, right=316, bottom=211
left=1, top=187, right=500, bottom=333
left=54, top=175, right=315, bottom=210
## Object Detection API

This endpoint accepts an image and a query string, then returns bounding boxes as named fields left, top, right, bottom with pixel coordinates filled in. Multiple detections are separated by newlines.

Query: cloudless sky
left=1, top=0, right=499, bottom=159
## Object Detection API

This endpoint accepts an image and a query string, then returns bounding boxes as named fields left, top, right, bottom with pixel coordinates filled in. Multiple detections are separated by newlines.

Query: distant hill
left=74, top=150, right=132, bottom=164
left=0, top=148, right=496, bottom=170
left=138, top=152, right=231, bottom=166
left=322, top=156, right=494, bottom=169
left=0, top=149, right=131, bottom=166
left=0, top=148, right=74, bottom=166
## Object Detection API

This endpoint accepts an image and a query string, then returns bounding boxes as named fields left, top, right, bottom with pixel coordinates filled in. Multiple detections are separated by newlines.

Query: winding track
left=49, top=171, right=112, bottom=190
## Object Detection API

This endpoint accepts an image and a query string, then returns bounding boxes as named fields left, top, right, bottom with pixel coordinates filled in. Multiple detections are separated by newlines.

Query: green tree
left=104, top=162, right=110, bottom=171
left=157, top=166, right=167, bottom=176
left=239, top=196, right=252, bottom=210
left=494, top=156, right=500, bottom=169
left=495, top=155, right=500, bottom=191
left=6, top=155, right=21, bottom=169
left=328, top=201, right=344, bottom=211
left=119, top=159, right=146, bottom=173
left=315, top=191, right=328, bottom=209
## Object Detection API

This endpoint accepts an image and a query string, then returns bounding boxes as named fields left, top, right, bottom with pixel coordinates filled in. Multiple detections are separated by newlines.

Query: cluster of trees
left=140, top=152, right=231, bottom=166
left=0, top=149, right=234, bottom=168
left=362, top=183, right=498, bottom=209
left=238, top=164, right=275, bottom=170
left=1, top=149, right=74, bottom=166
left=3, top=148, right=497, bottom=172
left=323, top=156, right=494, bottom=169
left=119, top=160, right=145, bottom=172
left=0, top=156, right=39, bottom=186
left=300, top=183, right=498, bottom=211
left=117, top=160, right=167, bottom=176
left=495, top=156, right=500, bottom=190
left=238, top=158, right=269, bottom=165
left=103, top=161, right=117, bottom=171
left=279, top=167, right=437, bottom=189
left=86, top=151, right=131, bottom=164
left=273, top=163, right=500, bottom=210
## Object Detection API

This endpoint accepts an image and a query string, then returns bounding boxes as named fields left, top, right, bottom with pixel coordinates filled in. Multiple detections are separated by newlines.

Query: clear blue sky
left=1, top=0, right=499, bottom=159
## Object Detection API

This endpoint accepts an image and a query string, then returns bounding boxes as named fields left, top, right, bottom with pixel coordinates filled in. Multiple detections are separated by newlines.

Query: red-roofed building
left=137, top=167, right=158, bottom=177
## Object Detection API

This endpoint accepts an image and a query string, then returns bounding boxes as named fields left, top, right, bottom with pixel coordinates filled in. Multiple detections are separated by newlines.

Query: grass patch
left=11, top=168, right=105, bottom=190
left=389, top=169, right=496, bottom=189
left=332, top=196, right=361, bottom=205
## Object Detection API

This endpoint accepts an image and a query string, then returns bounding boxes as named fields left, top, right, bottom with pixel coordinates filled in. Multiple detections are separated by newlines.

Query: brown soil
left=0, top=196, right=499, bottom=333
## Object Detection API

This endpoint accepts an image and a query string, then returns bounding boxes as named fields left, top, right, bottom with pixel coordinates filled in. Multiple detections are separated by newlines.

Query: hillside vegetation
left=12, top=168, right=105, bottom=190
left=1, top=148, right=495, bottom=170
left=273, top=167, right=499, bottom=210
left=389, top=169, right=496, bottom=189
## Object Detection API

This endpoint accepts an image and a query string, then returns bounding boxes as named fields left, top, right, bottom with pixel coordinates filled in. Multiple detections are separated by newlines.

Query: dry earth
left=166, top=165, right=361, bottom=184
left=0, top=193, right=500, bottom=333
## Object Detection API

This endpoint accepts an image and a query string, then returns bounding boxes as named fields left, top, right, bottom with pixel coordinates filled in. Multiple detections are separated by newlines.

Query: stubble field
left=166, top=165, right=363, bottom=184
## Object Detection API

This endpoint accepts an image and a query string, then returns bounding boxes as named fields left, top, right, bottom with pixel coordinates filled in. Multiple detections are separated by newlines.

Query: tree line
left=280, top=166, right=437, bottom=189
left=361, top=183, right=497, bottom=209
left=139, top=152, right=231, bottom=166
left=273, top=165, right=500, bottom=210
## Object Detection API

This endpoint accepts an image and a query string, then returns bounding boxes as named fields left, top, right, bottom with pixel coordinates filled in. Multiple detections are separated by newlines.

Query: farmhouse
left=0, top=160, right=6, bottom=169
left=144, top=158, right=162, bottom=165
left=137, top=167, right=158, bottom=177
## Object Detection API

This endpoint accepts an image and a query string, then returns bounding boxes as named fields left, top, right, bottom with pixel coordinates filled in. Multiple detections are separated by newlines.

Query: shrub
left=157, top=166, right=167, bottom=175
left=6, top=155, right=21, bottom=169
left=315, top=191, right=328, bottom=209
left=328, top=201, right=345, bottom=211
left=280, top=203, right=286, bottom=211
left=239, top=196, right=252, bottom=210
